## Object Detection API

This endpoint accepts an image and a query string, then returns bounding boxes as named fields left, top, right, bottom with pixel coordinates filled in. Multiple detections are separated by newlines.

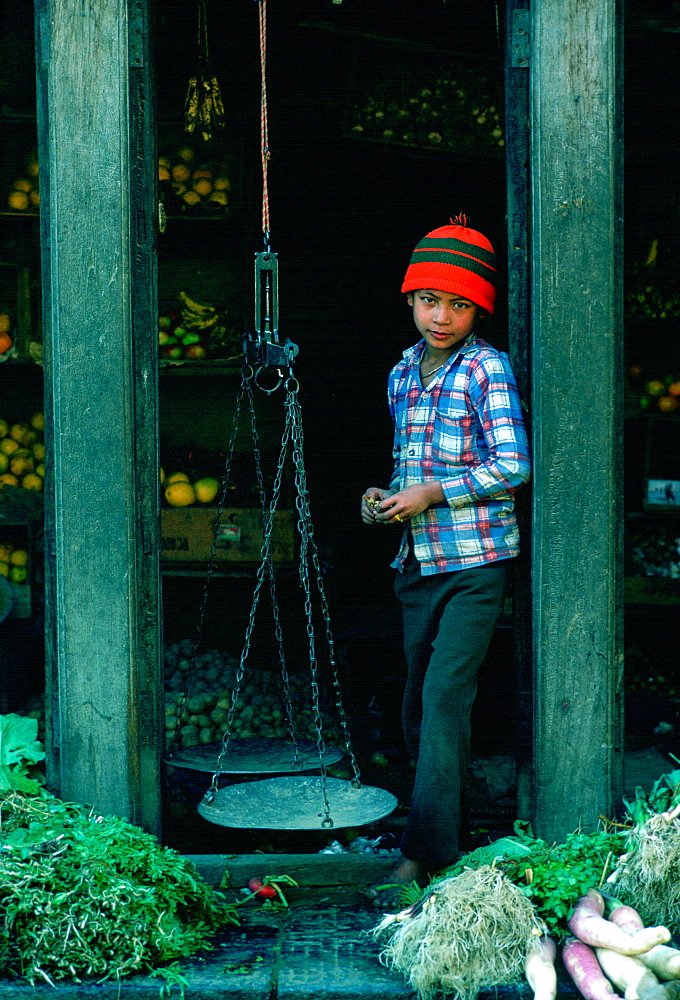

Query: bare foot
left=366, top=857, right=431, bottom=910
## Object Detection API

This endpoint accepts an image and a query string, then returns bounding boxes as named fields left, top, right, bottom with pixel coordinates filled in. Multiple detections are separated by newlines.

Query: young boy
left=362, top=215, right=530, bottom=906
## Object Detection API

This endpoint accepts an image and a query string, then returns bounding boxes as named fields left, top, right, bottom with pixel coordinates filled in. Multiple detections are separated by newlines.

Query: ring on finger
left=393, top=513, right=402, bottom=522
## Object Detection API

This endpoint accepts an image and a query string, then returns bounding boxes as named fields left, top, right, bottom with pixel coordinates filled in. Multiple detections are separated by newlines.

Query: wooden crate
left=161, top=507, right=295, bottom=564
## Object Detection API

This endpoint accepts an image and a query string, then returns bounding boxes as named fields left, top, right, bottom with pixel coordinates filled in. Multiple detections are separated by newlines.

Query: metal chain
left=166, top=367, right=252, bottom=758
left=287, top=388, right=362, bottom=788
left=203, top=384, right=294, bottom=804
left=284, top=380, right=332, bottom=828
left=245, top=379, right=303, bottom=769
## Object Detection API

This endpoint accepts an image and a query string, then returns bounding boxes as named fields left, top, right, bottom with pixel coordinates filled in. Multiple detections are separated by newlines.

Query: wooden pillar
left=34, top=0, right=162, bottom=832
left=530, top=0, right=624, bottom=841
left=504, top=0, right=533, bottom=821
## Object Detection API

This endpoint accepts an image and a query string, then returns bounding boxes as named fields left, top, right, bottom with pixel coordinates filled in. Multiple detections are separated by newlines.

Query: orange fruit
left=165, top=480, right=196, bottom=507
left=35, top=463, right=45, bottom=478
left=0, top=455, right=8, bottom=474
left=171, top=163, right=191, bottom=183
left=13, top=178, right=32, bottom=193
left=0, top=333, right=13, bottom=354
left=0, top=419, right=7, bottom=436
left=646, top=380, right=665, bottom=397
left=10, top=453, right=33, bottom=477
left=658, top=395, right=679, bottom=413
left=177, top=146, right=196, bottom=164
left=0, top=473, right=19, bottom=487
left=0, top=438, right=20, bottom=457
left=0, top=562, right=8, bottom=578
left=165, top=471, right=191, bottom=484
left=32, top=442, right=45, bottom=461
left=182, top=190, right=201, bottom=206
left=29, top=189, right=40, bottom=208
left=192, top=178, right=213, bottom=198
left=667, top=381, right=680, bottom=397
left=21, top=473, right=43, bottom=491
left=213, top=176, right=231, bottom=191
left=7, top=190, right=29, bottom=211
left=0, top=314, right=10, bottom=334
left=0, top=544, right=11, bottom=561
left=30, top=412, right=45, bottom=431
left=158, top=165, right=171, bottom=181
left=9, top=566, right=27, bottom=584
left=208, top=190, right=228, bottom=206
left=194, top=477, right=220, bottom=503
left=10, top=423, right=29, bottom=443
left=25, top=153, right=39, bottom=178
left=9, top=549, right=28, bottom=567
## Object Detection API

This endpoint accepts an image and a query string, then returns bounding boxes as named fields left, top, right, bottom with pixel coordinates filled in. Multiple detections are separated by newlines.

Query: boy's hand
left=374, top=482, right=445, bottom=523
left=361, top=488, right=394, bottom=524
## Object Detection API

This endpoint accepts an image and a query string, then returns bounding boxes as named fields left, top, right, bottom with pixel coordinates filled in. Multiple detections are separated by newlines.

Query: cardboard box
left=161, top=507, right=295, bottom=564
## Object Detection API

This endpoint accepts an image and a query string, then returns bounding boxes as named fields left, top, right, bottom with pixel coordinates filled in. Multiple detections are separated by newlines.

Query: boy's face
left=407, top=289, right=481, bottom=353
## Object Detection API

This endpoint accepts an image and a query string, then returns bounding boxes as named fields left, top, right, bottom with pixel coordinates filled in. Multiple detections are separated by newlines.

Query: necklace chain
left=421, top=360, right=445, bottom=378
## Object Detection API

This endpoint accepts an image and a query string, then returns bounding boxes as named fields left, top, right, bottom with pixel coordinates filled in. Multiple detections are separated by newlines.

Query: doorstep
left=0, top=854, right=581, bottom=1000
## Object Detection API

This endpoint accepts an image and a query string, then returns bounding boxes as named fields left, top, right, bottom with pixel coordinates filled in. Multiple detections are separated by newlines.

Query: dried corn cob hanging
left=184, top=0, right=225, bottom=140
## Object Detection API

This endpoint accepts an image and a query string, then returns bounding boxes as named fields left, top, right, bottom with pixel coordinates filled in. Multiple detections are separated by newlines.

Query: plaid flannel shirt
left=388, top=334, right=530, bottom=575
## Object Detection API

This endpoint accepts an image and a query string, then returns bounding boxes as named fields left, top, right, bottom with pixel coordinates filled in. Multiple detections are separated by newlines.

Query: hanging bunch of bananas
left=184, top=0, right=226, bottom=141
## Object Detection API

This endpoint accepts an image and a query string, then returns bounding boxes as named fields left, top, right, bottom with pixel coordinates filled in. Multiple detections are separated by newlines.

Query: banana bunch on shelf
left=179, top=290, right=219, bottom=332
left=159, top=292, right=242, bottom=362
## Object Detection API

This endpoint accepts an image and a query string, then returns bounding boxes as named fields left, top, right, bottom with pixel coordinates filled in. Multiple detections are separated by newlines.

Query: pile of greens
left=0, top=714, right=238, bottom=985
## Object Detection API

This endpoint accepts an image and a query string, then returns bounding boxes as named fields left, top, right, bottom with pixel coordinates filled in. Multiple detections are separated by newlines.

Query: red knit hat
left=401, top=214, right=497, bottom=314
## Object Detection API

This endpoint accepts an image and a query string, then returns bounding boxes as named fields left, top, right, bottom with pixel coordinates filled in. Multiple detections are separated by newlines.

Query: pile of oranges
left=0, top=412, right=45, bottom=492
left=5, top=152, right=40, bottom=213
left=158, top=144, right=232, bottom=213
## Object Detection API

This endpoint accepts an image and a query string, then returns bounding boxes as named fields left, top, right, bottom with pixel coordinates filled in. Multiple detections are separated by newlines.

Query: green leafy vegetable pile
left=0, top=714, right=238, bottom=985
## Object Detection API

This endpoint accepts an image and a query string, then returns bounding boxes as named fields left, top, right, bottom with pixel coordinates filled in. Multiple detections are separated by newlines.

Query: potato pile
left=164, top=638, right=342, bottom=749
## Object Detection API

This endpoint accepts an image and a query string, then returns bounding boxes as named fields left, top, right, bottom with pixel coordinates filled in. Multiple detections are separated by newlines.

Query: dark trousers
left=394, top=549, right=510, bottom=868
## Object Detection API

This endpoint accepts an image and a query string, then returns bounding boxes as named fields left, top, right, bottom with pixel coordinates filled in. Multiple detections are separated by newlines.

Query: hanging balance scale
left=164, top=0, right=396, bottom=832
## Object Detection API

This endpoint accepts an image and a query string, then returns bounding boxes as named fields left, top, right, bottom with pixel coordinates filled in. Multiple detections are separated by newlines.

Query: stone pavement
left=0, top=853, right=582, bottom=1000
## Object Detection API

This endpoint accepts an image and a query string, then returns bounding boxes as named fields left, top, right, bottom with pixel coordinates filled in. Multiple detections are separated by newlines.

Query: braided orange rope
left=259, top=0, right=270, bottom=244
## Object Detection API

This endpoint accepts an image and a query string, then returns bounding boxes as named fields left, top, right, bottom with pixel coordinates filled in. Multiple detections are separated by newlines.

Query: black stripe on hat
left=413, top=236, right=497, bottom=271
left=408, top=249, right=497, bottom=285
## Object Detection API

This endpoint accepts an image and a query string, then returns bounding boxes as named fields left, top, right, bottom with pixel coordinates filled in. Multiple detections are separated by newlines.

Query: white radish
left=569, top=890, right=671, bottom=955
left=609, top=904, right=680, bottom=980
left=595, top=947, right=666, bottom=1000
left=563, top=937, right=623, bottom=1000
left=525, top=935, right=558, bottom=1000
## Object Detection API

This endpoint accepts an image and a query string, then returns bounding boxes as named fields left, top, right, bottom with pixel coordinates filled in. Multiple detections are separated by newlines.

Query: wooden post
left=34, top=0, right=162, bottom=832
left=530, top=0, right=624, bottom=841
left=504, top=0, right=533, bottom=821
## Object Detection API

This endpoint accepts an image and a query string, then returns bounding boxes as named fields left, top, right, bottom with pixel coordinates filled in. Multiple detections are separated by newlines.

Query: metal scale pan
left=197, top=774, right=398, bottom=830
left=164, top=736, right=344, bottom=774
